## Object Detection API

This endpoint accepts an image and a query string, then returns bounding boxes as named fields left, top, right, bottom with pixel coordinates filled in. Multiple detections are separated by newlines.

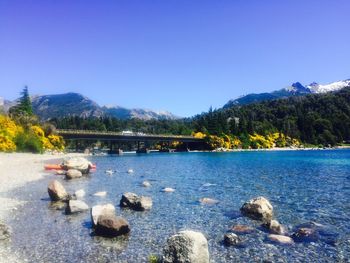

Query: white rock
left=94, top=191, right=107, bottom=197
left=91, top=204, right=116, bottom=226
left=162, top=187, right=175, bottom=193
left=127, top=169, right=134, bottom=174
left=163, top=230, right=209, bottom=263
left=105, top=169, right=114, bottom=175
left=62, top=157, right=91, bottom=174
left=66, top=200, right=89, bottom=214
left=74, top=189, right=85, bottom=198
left=142, top=181, right=151, bottom=187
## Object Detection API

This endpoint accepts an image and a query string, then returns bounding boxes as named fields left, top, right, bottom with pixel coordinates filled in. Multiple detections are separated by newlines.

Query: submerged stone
left=268, top=234, right=294, bottom=245
left=224, top=232, right=242, bottom=246
left=163, top=230, right=209, bottom=263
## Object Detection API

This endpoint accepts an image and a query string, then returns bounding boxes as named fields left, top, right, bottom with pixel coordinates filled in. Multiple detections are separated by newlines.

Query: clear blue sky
left=0, top=0, right=349, bottom=117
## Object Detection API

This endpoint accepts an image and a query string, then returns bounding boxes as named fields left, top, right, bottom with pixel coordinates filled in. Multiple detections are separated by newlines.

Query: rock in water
left=47, top=180, right=69, bottom=201
left=93, top=191, right=107, bottom=197
left=62, top=157, right=92, bottom=174
left=65, top=169, right=83, bottom=180
left=91, top=204, right=116, bottom=227
left=231, top=225, right=254, bottom=234
left=56, top=170, right=66, bottom=175
left=0, top=221, right=11, bottom=240
left=142, top=181, right=151, bottom=187
left=95, top=215, right=130, bottom=237
left=163, top=230, right=209, bottom=263
left=263, top=220, right=286, bottom=235
left=65, top=200, right=89, bottom=214
left=291, top=227, right=319, bottom=242
left=127, top=169, right=134, bottom=174
left=224, top=233, right=242, bottom=246
left=162, top=187, right=175, bottom=193
left=199, top=198, right=219, bottom=205
left=120, top=192, right=152, bottom=211
left=268, top=234, right=294, bottom=245
left=74, top=189, right=85, bottom=198
left=240, top=197, right=273, bottom=221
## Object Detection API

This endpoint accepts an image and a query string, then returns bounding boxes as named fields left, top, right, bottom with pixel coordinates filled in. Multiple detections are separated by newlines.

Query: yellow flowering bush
left=0, top=114, right=65, bottom=153
left=48, top=134, right=65, bottom=151
left=0, top=115, right=22, bottom=139
left=192, top=132, right=206, bottom=139
left=0, top=135, right=16, bottom=152
left=249, top=133, right=274, bottom=149
left=231, top=136, right=242, bottom=148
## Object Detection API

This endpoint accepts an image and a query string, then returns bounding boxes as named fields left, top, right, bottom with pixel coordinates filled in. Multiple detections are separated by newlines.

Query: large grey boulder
left=95, top=215, right=130, bottom=237
left=65, top=169, right=83, bottom=180
left=0, top=221, right=11, bottom=241
left=163, top=230, right=209, bottom=263
left=62, top=157, right=92, bottom=174
left=65, top=200, right=89, bottom=214
left=91, top=204, right=116, bottom=227
left=47, top=180, right=69, bottom=201
left=240, top=196, right=273, bottom=221
left=120, top=192, right=152, bottom=211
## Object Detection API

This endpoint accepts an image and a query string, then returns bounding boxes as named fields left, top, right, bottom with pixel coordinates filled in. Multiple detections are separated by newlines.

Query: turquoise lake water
left=4, top=149, right=350, bottom=262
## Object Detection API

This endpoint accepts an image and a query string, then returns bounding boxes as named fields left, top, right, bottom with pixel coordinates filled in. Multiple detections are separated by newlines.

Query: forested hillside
left=193, top=87, right=350, bottom=146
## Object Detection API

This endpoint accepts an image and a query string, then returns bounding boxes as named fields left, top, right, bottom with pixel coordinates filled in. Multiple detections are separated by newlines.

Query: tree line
left=50, top=87, right=350, bottom=147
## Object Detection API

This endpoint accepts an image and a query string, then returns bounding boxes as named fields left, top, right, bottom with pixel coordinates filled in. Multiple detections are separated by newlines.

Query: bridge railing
left=56, top=129, right=199, bottom=139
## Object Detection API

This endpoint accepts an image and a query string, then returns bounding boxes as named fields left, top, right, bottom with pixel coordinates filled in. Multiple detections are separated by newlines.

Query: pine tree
left=19, top=86, right=33, bottom=115
left=10, top=86, right=33, bottom=116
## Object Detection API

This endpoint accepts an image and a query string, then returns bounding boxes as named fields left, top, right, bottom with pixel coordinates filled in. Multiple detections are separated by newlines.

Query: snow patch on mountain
left=306, top=80, right=350, bottom=93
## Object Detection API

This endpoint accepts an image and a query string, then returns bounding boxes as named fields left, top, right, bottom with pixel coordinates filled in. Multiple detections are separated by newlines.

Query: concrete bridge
left=56, top=129, right=205, bottom=153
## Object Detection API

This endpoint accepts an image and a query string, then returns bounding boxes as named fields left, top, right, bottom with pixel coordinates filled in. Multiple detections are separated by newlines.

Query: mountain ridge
left=223, top=79, right=350, bottom=108
left=2, top=92, right=179, bottom=121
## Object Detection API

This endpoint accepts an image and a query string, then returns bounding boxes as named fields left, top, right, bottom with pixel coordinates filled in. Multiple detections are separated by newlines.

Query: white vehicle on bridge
left=121, top=130, right=133, bottom=135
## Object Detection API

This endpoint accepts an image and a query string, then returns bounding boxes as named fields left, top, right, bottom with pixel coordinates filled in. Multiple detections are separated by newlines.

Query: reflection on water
left=4, top=150, right=350, bottom=262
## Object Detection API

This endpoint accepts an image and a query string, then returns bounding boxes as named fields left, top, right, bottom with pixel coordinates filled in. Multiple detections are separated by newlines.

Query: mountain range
left=1, top=79, right=348, bottom=120
left=0, top=93, right=178, bottom=121
left=223, top=79, right=350, bottom=108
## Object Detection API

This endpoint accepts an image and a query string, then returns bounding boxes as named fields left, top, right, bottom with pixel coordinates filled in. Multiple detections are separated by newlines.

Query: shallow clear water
left=3, top=150, right=350, bottom=262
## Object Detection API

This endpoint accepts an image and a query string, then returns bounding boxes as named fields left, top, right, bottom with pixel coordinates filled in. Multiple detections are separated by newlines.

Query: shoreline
left=0, top=152, right=87, bottom=262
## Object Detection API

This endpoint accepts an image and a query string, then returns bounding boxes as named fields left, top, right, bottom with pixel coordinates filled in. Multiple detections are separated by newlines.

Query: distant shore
left=198, top=145, right=350, bottom=153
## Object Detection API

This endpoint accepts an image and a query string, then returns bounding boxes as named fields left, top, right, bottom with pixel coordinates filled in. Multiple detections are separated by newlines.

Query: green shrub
left=15, top=131, right=43, bottom=153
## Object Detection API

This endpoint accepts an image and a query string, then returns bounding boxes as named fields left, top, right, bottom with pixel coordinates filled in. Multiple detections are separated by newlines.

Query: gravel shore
left=0, top=152, right=84, bottom=262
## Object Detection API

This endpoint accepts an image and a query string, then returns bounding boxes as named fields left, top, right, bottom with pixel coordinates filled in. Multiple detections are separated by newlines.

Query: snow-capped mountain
left=306, top=80, right=350, bottom=93
left=223, top=79, right=350, bottom=108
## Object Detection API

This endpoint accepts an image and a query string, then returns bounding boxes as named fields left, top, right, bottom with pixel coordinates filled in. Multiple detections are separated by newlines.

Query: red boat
left=44, top=164, right=96, bottom=170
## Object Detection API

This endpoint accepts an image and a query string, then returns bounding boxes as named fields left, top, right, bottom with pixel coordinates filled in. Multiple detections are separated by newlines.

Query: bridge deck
left=57, top=129, right=204, bottom=143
